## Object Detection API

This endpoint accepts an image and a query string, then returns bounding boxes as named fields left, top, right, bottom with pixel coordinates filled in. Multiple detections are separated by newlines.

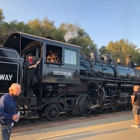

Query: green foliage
left=69, top=37, right=97, bottom=56
left=99, top=45, right=110, bottom=55
left=51, top=28, right=65, bottom=42
left=0, top=10, right=97, bottom=57
left=106, top=39, right=140, bottom=65
left=0, top=9, right=4, bottom=23
left=3, top=20, right=30, bottom=33
left=0, top=8, right=140, bottom=65
left=78, top=28, right=90, bottom=38
left=2, top=20, right=31, bottom=44
left=0, top=9, right=6, bottom=45
left=28, top=17, right=56, bottom=37
left=59, top=23, right=97, bottom=55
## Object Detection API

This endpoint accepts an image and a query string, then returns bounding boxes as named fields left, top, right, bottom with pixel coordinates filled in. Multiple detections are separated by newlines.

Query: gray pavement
left=10, top=111, right=140, bottom=140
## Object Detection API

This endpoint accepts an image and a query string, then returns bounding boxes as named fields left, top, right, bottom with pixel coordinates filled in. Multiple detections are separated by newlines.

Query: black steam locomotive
left=0, top=32, right=139, bottom=121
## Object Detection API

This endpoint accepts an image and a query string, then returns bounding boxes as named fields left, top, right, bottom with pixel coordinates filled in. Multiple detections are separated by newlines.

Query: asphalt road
left=10, top=111, right=140, bottom=140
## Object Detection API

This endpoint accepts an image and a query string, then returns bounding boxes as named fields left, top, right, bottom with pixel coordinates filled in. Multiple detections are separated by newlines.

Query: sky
left=0, top=0, right=140, bottom=49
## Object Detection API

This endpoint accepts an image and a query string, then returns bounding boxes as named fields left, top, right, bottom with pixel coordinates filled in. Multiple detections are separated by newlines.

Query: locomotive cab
left=3, top=32, right=80, bottom=86
left=2, top=32, right=81, bottom=120
left=0, top=47, right=24, bottom=94
left=3, top=33, right=80, bottom=103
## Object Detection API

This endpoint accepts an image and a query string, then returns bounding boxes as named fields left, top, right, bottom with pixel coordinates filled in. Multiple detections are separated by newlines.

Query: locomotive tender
left=0, top=32, right=139, bottom=121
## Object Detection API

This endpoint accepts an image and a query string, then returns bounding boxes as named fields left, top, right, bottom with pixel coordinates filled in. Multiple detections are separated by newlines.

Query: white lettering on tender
left=53, top=71, right=71, bottom=76
left=0, top=74, right=13, bottom=81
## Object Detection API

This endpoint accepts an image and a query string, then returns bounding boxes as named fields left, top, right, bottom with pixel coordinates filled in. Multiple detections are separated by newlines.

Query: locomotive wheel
left=45, top=104, right=60, bottom=121
left=75, top=94, right=92, bottom=116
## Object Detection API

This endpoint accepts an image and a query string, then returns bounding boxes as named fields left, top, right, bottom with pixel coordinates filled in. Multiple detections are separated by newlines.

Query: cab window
left=46, top=44, right=62, bottom=63
left=64, top=49, right=77, bottom=65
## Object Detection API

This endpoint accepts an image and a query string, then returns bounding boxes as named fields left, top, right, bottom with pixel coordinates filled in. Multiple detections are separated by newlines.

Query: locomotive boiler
left=0, top=32, right=139, bottom=121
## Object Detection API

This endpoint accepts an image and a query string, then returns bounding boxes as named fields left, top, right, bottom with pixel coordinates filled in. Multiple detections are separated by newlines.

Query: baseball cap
left=27, top=53, right=33, bottom=57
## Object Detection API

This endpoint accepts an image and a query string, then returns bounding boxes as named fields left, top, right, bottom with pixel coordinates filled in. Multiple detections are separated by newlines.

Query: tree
left=0, top=9, right=4, bottom=22
left=0, top=9, right=6, bottom=45
left=1, top=9, right=97, bottom=56
left=3, top=20, right=30, bottom=33
left=99, top=45, right=110, bottom=55
left=59, top=23, right=97, bottom=55
left=2, top=20, right=31, bottom=45
left=59, top=23, right=80, bottom=43
left=51, top=28, right=65, bottom=42
left=69, top=37, right=97, bottom=56
left=28, top=17, right=56, bottom=37
left=106, top=39, right=140, bottom=65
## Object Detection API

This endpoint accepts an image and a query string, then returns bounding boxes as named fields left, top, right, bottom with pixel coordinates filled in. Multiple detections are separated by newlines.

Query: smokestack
left=125, top=55, right=133, bottom=68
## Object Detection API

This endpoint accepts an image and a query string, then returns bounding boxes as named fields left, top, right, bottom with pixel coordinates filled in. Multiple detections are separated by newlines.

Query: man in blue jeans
left=0, top=83, right=21, bottom=140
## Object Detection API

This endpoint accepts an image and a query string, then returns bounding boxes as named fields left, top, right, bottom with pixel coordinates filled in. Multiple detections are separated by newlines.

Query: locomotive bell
left=89, top=52, right=99, bottom=61
left=100, top=54, right=112, bottom=64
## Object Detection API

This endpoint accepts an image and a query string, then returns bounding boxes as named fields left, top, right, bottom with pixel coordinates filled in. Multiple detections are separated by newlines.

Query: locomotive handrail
left=86, top=75, right=130, bottom=83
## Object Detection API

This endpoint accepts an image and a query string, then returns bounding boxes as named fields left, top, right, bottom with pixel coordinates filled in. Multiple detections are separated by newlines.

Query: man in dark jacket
left=0, top=83, right=21, bottom=140
left=24, top=53, right=40, bottom=97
